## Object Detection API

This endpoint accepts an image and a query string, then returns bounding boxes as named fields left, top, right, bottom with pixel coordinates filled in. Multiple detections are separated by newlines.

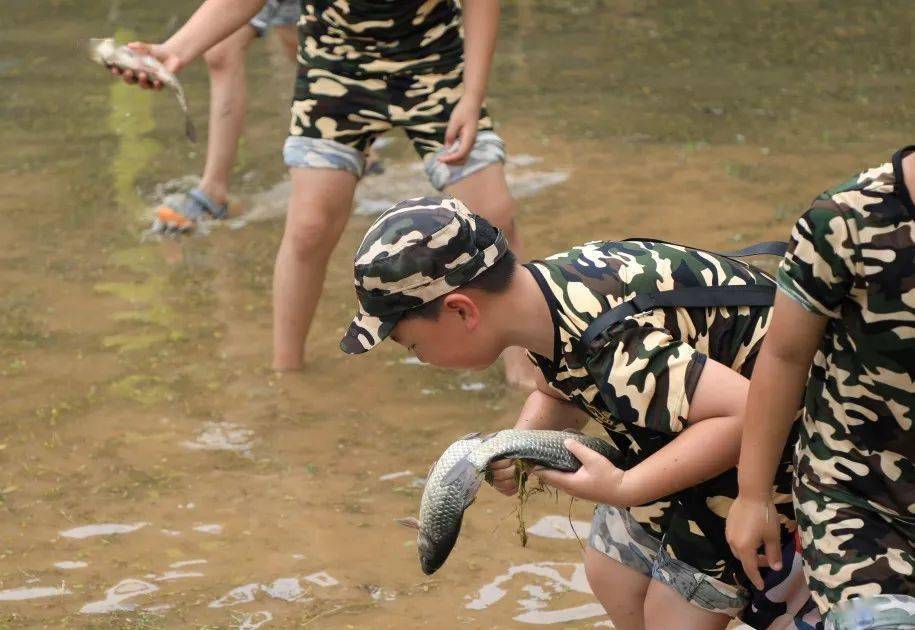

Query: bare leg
left=198, top=25, right=258, bottom=206
left=643, top=579, right=732, bottom=630
left=272, top=24, right=298, bottom=63
left=584, top=546, right=651, bottom=630
left=272, top=168, right=358, bottom=370
left=445, top=163, right=540, bottom=389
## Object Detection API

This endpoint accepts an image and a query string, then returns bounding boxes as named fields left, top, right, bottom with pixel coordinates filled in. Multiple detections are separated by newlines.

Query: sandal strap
left=183, top=187, right=228, bottom=220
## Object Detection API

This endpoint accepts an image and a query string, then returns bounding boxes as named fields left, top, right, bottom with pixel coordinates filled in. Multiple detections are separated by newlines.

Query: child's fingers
left=763, top=533, right=783, bottom=571
left=737, top=550, right=766, bottom=591
left=446, top=126, right=473, bottom=163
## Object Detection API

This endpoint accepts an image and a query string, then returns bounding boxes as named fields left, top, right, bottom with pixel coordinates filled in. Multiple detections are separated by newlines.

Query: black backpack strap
left=578, top=285, right=776, bottom=362
left=623, top=237, right=788, bottom=259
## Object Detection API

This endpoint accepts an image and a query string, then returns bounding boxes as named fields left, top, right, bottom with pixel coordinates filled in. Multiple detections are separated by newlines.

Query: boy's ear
left=442, top=293, right=480, bottom=331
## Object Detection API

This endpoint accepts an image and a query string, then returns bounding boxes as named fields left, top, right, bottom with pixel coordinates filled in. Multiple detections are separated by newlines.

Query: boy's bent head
left=340, top=196, right=512, bottom=366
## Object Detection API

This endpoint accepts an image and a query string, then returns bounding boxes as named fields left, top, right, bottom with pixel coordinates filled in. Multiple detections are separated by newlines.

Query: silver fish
left=87, top=37, right=196, bottom=142
left=400, top=429, right=622, bottom=575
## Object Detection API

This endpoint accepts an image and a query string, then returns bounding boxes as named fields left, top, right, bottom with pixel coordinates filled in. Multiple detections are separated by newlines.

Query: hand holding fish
left=532, top=438, right=630, bottom=505
left=108, top=42, right=183, bottom=90
left=487, top=458, right=519, bottom=496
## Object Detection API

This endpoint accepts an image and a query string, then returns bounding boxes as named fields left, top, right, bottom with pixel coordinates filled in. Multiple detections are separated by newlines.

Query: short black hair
left=401, top=248, right=517, bottom=321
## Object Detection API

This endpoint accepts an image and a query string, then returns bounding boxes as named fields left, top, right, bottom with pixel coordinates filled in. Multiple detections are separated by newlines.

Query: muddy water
left=1, top=0, right=913, bottom=627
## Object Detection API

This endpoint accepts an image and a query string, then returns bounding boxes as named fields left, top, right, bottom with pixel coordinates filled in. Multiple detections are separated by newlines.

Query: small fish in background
left=87, top=37, right=196, bottom=142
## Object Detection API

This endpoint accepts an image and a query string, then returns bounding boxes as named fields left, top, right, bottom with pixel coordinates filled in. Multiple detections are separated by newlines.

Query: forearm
left=460, top=0, right=499, bottom=104
left=514, top=390, right=588, bottom=432
left=736, top=349, right=808, bottom=497
left=619, top=415, right=742, bottom=506
left=164, top=0, right=267, bottom=67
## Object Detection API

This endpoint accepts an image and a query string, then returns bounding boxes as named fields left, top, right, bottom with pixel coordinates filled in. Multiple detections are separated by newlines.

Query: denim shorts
left=249, top=0, right=299, bottom=37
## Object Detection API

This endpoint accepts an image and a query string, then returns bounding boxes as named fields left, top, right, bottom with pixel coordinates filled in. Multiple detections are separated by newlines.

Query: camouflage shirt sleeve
left=776, top=204, right=856, bottom=317
left=586, top=316, right=706, bottom=434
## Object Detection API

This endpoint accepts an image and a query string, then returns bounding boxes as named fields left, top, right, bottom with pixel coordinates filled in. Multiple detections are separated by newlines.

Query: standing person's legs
left=272, top=168, right=358, bottom=370
left=272, top=24, right=298, bottom=62
left=197, top=25, right=258, bottom=206
left=445, top=164, right=539, bottom=388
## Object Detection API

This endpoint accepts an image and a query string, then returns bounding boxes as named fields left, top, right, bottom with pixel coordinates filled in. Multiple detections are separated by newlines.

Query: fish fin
left=185, top=117, right=197, bottom=143
left=395, top=517, right=421, bottom=530
left=457, top=431, right=481, bottom=441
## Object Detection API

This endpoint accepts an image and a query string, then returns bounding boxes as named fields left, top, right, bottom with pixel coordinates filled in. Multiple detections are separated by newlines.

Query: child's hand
left=438, top=97, right=480, bottom=164
left=110, top=42, right=183, bottom=90
left=532, top=439, right=628, bottom=505
left=488, top=458, right=519, bottom=496
left=725, top=495, right=782, bottom=590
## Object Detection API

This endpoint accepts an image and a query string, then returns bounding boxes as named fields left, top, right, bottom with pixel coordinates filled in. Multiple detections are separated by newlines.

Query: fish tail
left=185, top=117, right=197, bottom=143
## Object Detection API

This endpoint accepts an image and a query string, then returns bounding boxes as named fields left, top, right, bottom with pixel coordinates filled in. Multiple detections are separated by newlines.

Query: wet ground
left=1, top=0, right=913, bottom=627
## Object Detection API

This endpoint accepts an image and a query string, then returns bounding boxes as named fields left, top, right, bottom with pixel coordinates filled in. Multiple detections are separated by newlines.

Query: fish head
left=418, top=514, right=464, bottom=575
left=87, top=38, right=116, bottom=65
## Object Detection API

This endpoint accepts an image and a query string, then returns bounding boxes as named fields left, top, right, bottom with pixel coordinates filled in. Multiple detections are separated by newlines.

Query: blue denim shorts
left=249, top=0, right=299, bottom=37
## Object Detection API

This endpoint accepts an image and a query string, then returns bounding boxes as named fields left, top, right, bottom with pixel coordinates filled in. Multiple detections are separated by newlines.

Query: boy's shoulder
left=810, top=158, right=905, bottom=231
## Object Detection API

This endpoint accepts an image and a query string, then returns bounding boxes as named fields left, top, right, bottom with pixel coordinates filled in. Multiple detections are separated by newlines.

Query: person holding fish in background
left=152, top=0, right=300, bottom=232
left=339, top=197, right=820, bottom=630
left=725, top=147, right=915, bottom=629
left=104, top=0, right=539, bottom=388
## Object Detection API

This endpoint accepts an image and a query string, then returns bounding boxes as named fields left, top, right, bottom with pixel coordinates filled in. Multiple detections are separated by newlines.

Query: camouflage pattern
left=590, top=504, right=747, bottom=616
left=340, top=196, right=507, bottom=354
left=777, top=146, right=915, bottom=623
left=297, top=0, right=463, bottom=77
left=249, top=0, right=299, bottom=38
left=288, top=63, right=501, bottom=186
left=525, top=240, right=800, bottom=605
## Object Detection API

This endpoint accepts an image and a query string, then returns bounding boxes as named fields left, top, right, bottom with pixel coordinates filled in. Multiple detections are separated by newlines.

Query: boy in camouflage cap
left=727, top=146, right=915, bottom=629
left=342, top=196, right=817, bottom=629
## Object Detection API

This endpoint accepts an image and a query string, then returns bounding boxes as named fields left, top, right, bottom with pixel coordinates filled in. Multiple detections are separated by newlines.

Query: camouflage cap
left=340, top=196, right=508, bottom=354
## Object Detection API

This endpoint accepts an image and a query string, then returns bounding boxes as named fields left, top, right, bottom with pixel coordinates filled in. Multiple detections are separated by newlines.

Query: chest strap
left=577, top=240, right=786, bottom=363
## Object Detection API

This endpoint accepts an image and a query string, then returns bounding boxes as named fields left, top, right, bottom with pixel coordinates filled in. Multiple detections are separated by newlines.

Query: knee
left=204, top=45, right=244, bottom=73
left=283, top=214, right=343, bottom=262
left=478, top=195, right=518, bottom=236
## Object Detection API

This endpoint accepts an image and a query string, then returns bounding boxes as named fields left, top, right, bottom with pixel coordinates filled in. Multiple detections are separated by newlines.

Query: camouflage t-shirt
left=526, top=239, right=774, bottom=460
left=297, top=0, right=464, bottom=77
left=777, top=146, right=915, bottom=520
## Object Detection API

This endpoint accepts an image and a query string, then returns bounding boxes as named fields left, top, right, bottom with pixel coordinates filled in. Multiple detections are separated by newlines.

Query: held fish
left=400, top=429, right=622, bottom=575
left=87, top=37, right=196, bottom=142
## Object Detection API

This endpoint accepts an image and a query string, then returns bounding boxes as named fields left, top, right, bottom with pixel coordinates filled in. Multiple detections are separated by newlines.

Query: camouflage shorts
left=589, top=504, right=748, bottom=616
left=794, top=472, right=915, bottom=627
left=285, top=65, right=506, bottom=189
left=249, top=0, right=298, bottom=37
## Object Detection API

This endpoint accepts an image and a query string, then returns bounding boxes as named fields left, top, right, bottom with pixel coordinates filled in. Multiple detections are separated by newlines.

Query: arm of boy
left=489, top=375, right=590, bottom=496
left=534, top=359, right=750, bottom=505
left=110, top=0, right=267, bottom=88
left=439, top=0, right=500, bottom=164
left=726, top=291, right=827, bottom=590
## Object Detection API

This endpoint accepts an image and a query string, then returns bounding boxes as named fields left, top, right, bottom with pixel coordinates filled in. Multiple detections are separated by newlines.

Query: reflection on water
left=466, top=561, right=606, bottom=625
left=80, top=579, right=159, bottom=614
left=59, top=522, right=149, bottom=539
left=0, top=586, right=72, bottom=602
left=1, top=0, right=913, bottom=627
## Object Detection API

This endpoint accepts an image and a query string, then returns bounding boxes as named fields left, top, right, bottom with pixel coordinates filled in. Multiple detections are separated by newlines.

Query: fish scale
left=409, top=429, right=622, bottom=575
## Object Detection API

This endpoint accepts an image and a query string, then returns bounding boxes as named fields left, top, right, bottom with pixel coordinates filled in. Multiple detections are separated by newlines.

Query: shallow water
left=1, top=0, right=913, bottom=627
